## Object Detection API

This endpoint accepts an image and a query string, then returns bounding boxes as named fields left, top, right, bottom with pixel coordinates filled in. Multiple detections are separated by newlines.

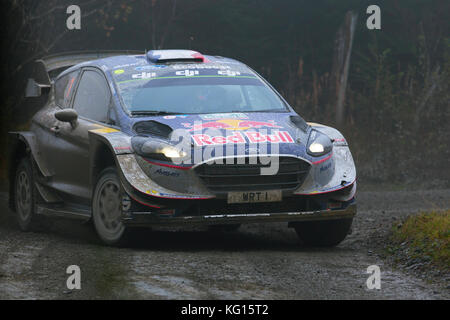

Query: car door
left=44, top=68, right=115, bottom=202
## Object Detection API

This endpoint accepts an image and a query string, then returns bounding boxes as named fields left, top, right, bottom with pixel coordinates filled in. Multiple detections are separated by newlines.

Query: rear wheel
left=293, top=218, right=353, bottom=247
left=14, top=158, right=38, bottom=231
left=92, top=167, right=129, bottom=246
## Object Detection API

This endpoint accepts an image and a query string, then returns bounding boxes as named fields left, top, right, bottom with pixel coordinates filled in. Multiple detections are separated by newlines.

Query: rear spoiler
left=26, top=50, right=144, bottom=97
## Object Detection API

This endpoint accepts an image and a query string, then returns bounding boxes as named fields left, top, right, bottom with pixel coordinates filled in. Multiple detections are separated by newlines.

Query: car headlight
left=161, top=146, right=187, bottom=159
left=138, top=139, right=187, bottom=160
left=307, top=129, right=333, bottom=157
left=309, top=142, right=325, bottom=153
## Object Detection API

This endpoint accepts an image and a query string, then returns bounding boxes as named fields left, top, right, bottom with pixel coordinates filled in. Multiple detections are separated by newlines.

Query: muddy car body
left=9, top=50, right=357, bottom=246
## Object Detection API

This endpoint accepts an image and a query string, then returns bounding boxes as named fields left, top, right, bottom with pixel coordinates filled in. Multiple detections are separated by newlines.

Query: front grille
left=195, top=157, right=310, bottom=192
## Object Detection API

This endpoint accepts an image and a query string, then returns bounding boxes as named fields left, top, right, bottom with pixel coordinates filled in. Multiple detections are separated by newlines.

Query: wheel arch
left=89, top=135, right=119, bottom=188
left=8, top=132, right=52, bottom=211
left=87, top=129, right=134, bottom=195
left=8, top=134, right=29, bottom=211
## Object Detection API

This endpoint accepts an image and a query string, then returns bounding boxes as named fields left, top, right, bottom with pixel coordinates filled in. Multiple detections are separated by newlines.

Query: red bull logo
left=185, top=119, right=282, bottom=131
left=192, top=131, right=294, bottom=146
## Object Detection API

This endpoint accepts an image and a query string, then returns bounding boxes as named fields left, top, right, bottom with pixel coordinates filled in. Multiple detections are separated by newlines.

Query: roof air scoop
left=146, top=50, right=205, bottom=63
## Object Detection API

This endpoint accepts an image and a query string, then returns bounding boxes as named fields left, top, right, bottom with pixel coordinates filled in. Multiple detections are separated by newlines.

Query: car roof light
left=146, top=50, right=205, bottom=63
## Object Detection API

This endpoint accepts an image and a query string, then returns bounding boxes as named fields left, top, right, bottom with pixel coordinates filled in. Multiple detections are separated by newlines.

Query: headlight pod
left=161, top=146, right=187, bottom=159
left=140, top=140, right=187, bottom=160
left=307, top=130, right=333, bottom=157
left=309, top=142, right=325, bottom=154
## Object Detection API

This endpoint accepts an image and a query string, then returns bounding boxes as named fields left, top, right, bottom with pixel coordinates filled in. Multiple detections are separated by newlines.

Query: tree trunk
left=332, top=11, right=358, bottom=126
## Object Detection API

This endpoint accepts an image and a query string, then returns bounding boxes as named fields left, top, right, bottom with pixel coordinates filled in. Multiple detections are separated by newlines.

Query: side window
left=73, top=70, right=111, bottom=123
left=55, top=71, right=79, bottom=108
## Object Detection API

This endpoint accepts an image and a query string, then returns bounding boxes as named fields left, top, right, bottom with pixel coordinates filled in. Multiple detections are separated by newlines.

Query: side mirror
left=25, top=78, right=50, bottom=98
left=55, top=109, right=78, bottom=127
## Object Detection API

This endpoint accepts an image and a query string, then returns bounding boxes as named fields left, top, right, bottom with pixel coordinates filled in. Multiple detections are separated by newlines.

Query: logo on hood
left=184, top=119, right=282, bottom=131
left=191, top=131, right=294, bottom=146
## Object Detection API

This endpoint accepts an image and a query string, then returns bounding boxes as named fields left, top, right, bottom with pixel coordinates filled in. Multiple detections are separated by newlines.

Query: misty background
left=0, top=0, right=449, bottom=189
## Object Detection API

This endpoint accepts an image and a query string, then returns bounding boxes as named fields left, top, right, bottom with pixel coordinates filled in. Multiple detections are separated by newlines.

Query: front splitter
left=123, top=203, right=356, bottom=227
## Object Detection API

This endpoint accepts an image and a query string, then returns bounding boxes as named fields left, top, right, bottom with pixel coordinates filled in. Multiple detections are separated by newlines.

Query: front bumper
left=123, top=203, right=356, bottom=227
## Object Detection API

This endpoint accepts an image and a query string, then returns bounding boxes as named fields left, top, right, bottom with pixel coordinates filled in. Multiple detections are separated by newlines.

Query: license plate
left=227, top=190, right=282, bottom=204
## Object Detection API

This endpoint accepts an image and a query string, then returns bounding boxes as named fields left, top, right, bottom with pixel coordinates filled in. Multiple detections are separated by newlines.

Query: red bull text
left=192, top=131, right=294, bottom=146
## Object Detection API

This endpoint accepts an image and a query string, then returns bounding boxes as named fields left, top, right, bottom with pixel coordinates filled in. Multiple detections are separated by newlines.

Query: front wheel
left=14, top=158, right=38, bottom=231
left=293, top=218, right=353, bottom=247
left=92, top=167, right=129, bottom=246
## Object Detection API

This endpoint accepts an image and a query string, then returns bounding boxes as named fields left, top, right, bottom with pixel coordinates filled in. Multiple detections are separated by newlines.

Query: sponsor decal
left=333, top=138, right=348, bottom=146
left=192, top=131, right=294, bottom=146
left=218, top=70, right=241, bottom=76
left=113, top=62, right=140, bottom=69
left=135, top=65, right=167, bottom=71
left=90, top=128, right=120, bottom=134
left=199, top=113, right=248, bottom=120
left=176, top=70, right=199, bottom=77
left=320, top=162, right=332, bottom=172
left=157, top=193, right=211, bottom=199
left=163, top=115, right=188, bottom=120
left=132, top=72, right=157, bottom=79
left=185, top=119, right=282, bottom=131
left=114, top=69, right=125, bottom=75
left=172, top=64, right=231, bottom=70
left=154, top=168, right=180, bottom=177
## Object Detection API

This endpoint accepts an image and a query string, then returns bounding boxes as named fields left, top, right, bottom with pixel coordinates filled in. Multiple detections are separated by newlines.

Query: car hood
left=130, top=112, right=314, bottom=162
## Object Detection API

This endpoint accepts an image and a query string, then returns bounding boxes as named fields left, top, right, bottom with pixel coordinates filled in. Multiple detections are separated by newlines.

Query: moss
left=389, top=210, right=450, bottom=271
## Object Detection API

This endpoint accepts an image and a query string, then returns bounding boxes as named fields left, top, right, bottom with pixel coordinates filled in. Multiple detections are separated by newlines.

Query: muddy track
left=0, top=190, right=449, bottom=300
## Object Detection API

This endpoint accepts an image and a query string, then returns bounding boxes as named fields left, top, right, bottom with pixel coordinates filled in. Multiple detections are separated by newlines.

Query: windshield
left=113, top=64, right=287, bottom=115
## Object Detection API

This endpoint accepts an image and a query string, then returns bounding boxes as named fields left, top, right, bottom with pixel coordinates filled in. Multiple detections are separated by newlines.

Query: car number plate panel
left=227, top=190, right=282, bottom=204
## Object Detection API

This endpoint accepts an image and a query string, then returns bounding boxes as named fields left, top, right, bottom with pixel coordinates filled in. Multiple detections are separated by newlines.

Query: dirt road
left=0, top=189, right=449, bottom=299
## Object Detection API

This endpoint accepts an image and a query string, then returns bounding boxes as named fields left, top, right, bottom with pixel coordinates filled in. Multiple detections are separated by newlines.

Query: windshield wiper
left=130, top=111, right=181, bottom=116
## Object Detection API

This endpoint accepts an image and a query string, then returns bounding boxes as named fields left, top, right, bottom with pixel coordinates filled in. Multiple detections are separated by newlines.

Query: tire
left=294, top=218, right=353, bottom=247
left=92, top=167, right=129, bottom=246
left=14, top=157, right=39, bottom=231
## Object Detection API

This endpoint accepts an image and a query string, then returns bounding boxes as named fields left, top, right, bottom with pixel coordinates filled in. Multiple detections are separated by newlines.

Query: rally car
left=9, top=50, right=357, bottom=246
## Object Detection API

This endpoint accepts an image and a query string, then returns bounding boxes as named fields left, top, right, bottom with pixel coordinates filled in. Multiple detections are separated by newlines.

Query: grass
left=389, top=210, right=450, bottom=272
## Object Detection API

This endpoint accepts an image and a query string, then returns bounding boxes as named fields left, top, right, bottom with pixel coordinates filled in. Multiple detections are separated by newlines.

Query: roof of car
left=59, top=52, right=248, bottom=79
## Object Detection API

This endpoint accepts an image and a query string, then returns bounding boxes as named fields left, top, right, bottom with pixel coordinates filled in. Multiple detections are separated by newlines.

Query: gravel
left=0, top=189, right=449, bottom=300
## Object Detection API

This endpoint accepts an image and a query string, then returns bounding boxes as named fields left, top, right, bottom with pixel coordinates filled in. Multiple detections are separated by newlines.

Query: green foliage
left=390, top=210, right=450, bottom=271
